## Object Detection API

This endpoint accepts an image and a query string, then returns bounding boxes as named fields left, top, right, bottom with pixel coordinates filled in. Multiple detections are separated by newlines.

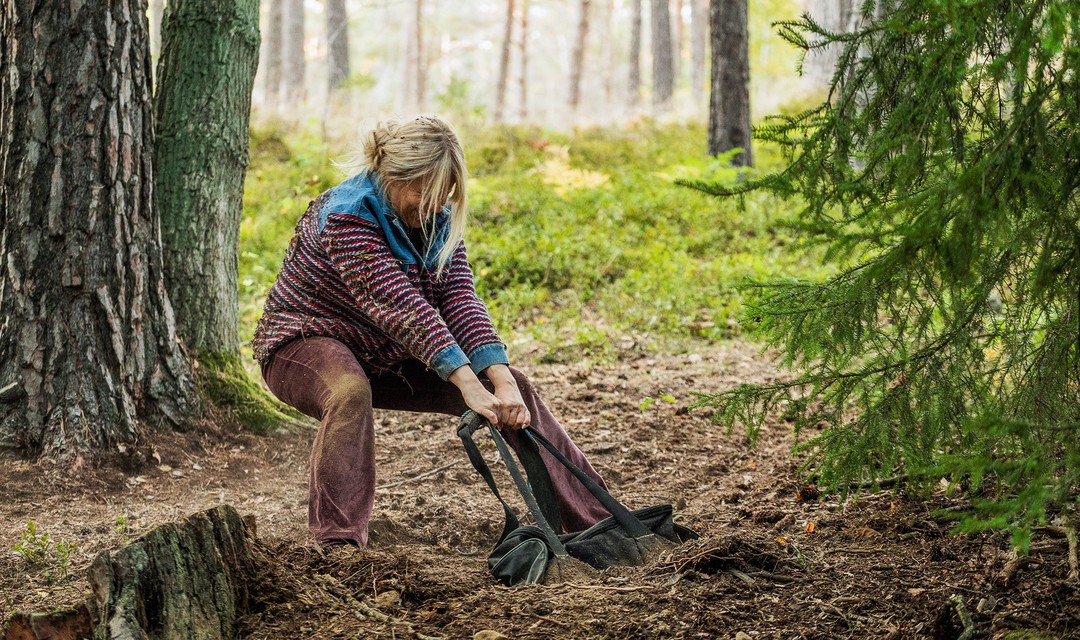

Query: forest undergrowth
left=239, top=118, right=832, bottom=371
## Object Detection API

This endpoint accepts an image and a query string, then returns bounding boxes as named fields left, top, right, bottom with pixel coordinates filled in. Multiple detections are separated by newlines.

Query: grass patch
left=240, top=120, right=833, bottom=366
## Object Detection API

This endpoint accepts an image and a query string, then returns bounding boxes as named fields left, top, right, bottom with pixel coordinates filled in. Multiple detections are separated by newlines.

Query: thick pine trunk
left=494, top=0, right=516, bottom=122
left=283, top=0, right=306, bottom=107
left=628, top=0, right=643, bottom=109
left=650, top=0, right=675, bottom=111
left=708, top=0, right=752, bottom=165
left=263, top=0, right=284, bottom=110
left=0, top=0, right=196, bottom=456
left=325, top=0, right=350, bottom=94
left=567, top=0, right=591, bottom=115
left=155, top=0, right=260, bottom=358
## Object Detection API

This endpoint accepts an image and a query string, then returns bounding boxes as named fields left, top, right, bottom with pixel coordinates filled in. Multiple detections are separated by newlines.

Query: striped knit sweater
left=251, top=172, right=508, bottom=380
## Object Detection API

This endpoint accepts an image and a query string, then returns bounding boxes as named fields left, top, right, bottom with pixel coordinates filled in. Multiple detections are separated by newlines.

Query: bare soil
left=2, top=340, right=1078, bottom=639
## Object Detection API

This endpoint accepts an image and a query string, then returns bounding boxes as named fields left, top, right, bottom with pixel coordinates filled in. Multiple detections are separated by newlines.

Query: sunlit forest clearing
left=239, top=121, right=828, bottom=369
left=3, top=0, right=1078, bottom=638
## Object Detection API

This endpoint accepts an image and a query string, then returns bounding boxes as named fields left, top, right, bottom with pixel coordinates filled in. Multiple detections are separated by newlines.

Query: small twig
left=745, top=570, right=803, bottom=584
left=948, top=594, right=977, bottom=640
left=316, top=574, right=444, bottom=640
left=726, top=569, right=755, bottom=586
left=808, top=599, right=870, bottom=624
left=555, top=582, right=653, bottom=592
left=532, top=614, right=569, bottom=627
left=377, top=461, right=462, bottom=490
left=849, top=474, right=908, bottom=491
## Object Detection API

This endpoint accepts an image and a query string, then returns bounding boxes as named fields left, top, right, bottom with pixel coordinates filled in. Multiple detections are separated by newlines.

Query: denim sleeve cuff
left=430, top=344, right=471, bottom=381
left=468, top=342, right=510, bottom=375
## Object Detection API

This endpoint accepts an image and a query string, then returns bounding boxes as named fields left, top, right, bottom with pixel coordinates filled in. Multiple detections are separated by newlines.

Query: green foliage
left=9, top=521, right=76, bottom=581
left=687, top=0, right=1080, bottom=545
left=241, top=120, right=826, bottom=365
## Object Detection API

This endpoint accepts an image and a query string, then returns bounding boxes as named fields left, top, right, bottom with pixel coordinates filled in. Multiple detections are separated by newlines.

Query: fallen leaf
left=805, top=522, right=816, bottom=533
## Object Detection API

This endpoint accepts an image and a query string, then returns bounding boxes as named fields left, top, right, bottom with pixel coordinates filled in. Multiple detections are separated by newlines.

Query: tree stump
left=87, top=505, right=256, bottom=640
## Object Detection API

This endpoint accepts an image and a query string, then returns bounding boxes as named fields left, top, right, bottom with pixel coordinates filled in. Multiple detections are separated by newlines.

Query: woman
left=252, top=115, right=610, bottom=548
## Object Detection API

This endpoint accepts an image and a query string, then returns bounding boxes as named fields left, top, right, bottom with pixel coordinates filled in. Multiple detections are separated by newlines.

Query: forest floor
left=2, top=339, right=1078, bottom=639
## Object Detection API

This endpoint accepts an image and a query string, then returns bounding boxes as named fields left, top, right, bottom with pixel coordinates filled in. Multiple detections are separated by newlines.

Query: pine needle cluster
left=684, top=0, right=1079, bottom=547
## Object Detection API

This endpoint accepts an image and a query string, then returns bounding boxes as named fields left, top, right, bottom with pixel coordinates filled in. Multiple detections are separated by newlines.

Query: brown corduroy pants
left=262, top=336, right=612, bottom=547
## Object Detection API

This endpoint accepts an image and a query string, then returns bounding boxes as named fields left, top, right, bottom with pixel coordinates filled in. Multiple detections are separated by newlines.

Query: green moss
left=195, top=350, right=306, bottom=434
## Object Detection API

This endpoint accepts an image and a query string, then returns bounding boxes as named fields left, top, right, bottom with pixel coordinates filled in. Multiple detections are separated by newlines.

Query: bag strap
left=457, top=413, right=568, bottom=556
left=521, top=427, right=652, bottom=539
left=456, top=417, right=521, bottom=543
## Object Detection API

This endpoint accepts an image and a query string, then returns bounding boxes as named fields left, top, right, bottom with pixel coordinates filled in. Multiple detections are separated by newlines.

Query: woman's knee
left=324, top=372, right=373, bottom=416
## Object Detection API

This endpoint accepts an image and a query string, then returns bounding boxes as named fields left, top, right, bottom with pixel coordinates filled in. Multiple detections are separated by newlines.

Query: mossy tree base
left=195, top=351, right=307, bottom=435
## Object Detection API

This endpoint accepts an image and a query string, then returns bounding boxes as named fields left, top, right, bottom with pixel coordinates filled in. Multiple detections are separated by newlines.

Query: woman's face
left=388, top=181, right=425, bottom=228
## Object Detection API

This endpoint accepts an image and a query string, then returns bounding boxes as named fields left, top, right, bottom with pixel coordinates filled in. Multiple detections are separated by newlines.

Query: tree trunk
left=0, top=0, right=197, bottom=457
left=708, top=0, right=752, bottom=165
left=650, top=0, right=674, bottom=111
left=149, top=0, right=166, bottom=67
left=282, top=0, right=305, bottom=108
left=263, top=0, right=284, bottom=111
left=325, top=0, right=350, bottom=94
left=415, top=0, right=427, bottom=111
left=494, top=0, right=516, bottom=123
left=673, top=0, right=683, bottom=79
left=89, top=505, right=256, bottom=639
left=402, top=0, right=424, bottom=112
left=518, top=0, right=530, bottom=121
left=690, top=0, right=706, bottom=105
left=567, top=0, right=591, bottom=115
left=155, top=0, right=260, bottom=359
left=803, top=0, right=861, bottom=93
left=628, top=0, right=642, bottom=109
left=600, top=0, right=615, bottom=109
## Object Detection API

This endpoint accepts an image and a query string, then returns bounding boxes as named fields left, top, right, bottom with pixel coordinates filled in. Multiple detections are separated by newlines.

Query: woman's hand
left=448, top=364, right=530, bottom=430
left=449, top=366, right=504, bottom=427
left=485, top=365, right=531, bottom=430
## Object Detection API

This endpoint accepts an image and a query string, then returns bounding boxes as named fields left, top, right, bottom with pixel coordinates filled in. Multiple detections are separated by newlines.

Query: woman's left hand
left=492, top=382, right=530, bottom=430
left=486, top=365, right=530, bottom=430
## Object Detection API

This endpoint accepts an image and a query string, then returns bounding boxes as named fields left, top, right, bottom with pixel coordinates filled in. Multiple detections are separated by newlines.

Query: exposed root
left=1038, top=524, right=1079, bottom=582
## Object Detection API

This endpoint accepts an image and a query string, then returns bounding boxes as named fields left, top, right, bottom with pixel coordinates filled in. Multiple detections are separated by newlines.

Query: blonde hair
left=347, top=115, right=468, bottom=275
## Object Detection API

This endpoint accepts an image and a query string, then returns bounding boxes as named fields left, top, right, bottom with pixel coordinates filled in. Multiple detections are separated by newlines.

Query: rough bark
left=325, top=0, right=350, bottom=93
left=650, top=0, right=675, bottom=111
left=707, top=0, right=752, bottom=165
left=518, top=0, right=530, bottom=121
left=690, top=0, right=707, bottom=105
left=567, top=0, right=591, bottom=114
left=89, top=505, right=256, bottom=640
left=0, top=0, right=197, bottom=456
left=282, top=0, right=305, bottom=107
left=263, top=0, right=284, bottom=110
left=628, top=0, right=643, bottom=108
left=494, top=0, right=516, bottom=122
left=154, top=0, right=259, bottom=360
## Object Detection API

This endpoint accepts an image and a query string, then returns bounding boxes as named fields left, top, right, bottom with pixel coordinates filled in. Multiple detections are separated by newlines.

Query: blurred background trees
left=174, top=0, right=823, bottom=129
